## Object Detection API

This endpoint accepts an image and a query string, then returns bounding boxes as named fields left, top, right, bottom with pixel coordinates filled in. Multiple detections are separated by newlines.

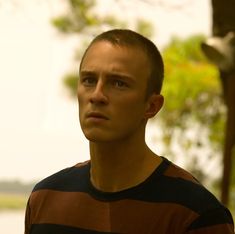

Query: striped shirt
left=25, top=157, right=234, bottom=234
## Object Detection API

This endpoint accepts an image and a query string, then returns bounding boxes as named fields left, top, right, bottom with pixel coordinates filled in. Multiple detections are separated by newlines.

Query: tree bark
left=211, top=0, right=235, bottom=205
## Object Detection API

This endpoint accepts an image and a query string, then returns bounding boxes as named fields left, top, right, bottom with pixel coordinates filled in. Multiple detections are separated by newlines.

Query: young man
left=25, top=29, right=234, bottom=234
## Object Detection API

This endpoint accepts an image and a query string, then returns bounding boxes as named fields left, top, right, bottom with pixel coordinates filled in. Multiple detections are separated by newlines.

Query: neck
left=89, top=133, right=162, bottom=192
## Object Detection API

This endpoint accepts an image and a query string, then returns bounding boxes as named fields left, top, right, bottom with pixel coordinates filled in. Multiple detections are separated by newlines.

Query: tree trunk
left=211, top=0, right=235, bottom=205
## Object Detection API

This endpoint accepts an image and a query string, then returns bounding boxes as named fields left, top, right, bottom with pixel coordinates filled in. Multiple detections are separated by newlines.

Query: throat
left=89, top=143, right=162, bottom=192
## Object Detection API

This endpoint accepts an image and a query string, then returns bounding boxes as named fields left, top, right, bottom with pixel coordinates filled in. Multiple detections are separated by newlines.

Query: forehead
left=80, top=41, right=150, bottom=74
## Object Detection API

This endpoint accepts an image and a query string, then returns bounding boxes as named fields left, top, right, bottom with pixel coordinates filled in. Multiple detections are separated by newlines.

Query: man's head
left=78, top=29, right=164, bottom=142
left=80, top=29, right=164, bottom=97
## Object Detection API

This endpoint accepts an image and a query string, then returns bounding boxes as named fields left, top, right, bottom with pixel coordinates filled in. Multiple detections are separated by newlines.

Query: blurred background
left=0, top=0, right=234, bottom=233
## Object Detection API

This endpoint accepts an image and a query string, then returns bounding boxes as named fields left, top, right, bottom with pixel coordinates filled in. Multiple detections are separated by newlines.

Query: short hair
left=79, top=29, right=164, bottom=96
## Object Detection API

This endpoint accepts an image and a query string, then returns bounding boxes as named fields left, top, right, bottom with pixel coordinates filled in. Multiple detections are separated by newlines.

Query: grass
left=0, top=193, right=28, bottom=210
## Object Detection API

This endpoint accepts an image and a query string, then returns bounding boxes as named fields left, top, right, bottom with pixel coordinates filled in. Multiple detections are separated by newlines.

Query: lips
left=86, top=112, right=109, bottom=120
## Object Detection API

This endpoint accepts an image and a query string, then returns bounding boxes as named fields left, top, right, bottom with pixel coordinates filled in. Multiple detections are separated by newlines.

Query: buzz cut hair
left=80, top=29, right=164, bottom=96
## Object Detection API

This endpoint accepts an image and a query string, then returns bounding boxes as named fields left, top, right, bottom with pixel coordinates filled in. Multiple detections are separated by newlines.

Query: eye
left=81, top=77, right=97, bottom=86
left=112, top=79, right=128, bottom=88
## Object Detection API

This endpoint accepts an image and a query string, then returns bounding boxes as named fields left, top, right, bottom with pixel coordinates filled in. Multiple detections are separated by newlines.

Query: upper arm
left=185, top=207, right=234, bottom=234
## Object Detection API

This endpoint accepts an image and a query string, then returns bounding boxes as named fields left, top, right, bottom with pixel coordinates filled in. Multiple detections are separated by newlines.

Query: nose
left=90, top=80, right=108, bottom=105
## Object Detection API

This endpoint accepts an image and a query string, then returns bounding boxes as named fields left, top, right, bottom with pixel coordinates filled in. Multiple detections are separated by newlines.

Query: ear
left=144, top=94, right=164, bottom=119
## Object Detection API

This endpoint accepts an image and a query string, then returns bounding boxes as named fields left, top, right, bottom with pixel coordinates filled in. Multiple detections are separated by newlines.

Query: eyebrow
left=80, top=70, right=135, bottom=83
left=80, top=70, right=96, bottom=77
left=107, top=73, right=135, bottom=83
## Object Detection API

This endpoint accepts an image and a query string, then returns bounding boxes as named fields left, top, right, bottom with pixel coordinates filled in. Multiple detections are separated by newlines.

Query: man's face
left=77, top=41, right=153, bottom=142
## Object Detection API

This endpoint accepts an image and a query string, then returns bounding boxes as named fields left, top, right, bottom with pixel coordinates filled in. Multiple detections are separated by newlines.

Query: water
left=0, top=210, right=24, bottom=234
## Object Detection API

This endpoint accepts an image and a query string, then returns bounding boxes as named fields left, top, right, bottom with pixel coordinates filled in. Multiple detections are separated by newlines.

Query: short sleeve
left=185, top=206, right=234, bottom=234
left=24, top=198, right=31, bottom=234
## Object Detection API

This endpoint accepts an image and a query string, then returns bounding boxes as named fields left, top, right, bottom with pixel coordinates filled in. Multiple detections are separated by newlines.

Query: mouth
left=86, top=112, right=109, bottom=120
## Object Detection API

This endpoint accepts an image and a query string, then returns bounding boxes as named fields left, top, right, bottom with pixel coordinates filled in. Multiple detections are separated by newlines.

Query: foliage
left=158, top=35, right=226, bottom=181
left=51, top=0, right=154, bottom=96
left=51, top=0, right=125, bottom=34
left=229, top=149, right=235, bottom=216
left=63, top=73, right=79, bottom=97
left=52, top=1, right=228, bottom=184
left=161, top=35, right=225, bottom=142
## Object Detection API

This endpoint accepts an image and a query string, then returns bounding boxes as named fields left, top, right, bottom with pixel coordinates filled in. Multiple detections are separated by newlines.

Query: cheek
left=77, top=89, right=86, bottom=111
left=77, top=88, right=82, bottom=104
left=77, top=97, right=86, bottom=122
left=116, top=97, right=146, bottom=118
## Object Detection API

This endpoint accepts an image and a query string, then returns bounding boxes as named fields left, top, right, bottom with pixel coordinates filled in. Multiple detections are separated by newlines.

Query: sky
left=0, top=0, right=211, bottom=182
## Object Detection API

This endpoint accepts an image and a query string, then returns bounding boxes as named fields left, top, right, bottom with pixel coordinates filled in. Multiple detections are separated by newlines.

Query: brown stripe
left=30, top=190, right=110, bottom=232
left=164, top=164, right=200, bottom=184
left=29, top=190, right=200, bottom=233
left=74, top=160, right=90, bottom=168
left=107, top=199, right=199, bottom=233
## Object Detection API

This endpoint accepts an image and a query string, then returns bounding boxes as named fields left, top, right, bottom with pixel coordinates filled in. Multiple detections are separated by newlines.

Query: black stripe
left=186, top=207, right=234, bottom=231
left=32, top=159, right=225, bottom=215
left=30, top=223, right=119, bottom=234
left=33, top=163, right=91, bottom=192
left=32, top=159, right=169, bottom=195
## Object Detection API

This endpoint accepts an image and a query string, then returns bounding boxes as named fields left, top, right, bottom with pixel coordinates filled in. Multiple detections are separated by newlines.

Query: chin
left=83, top=131, right=109, bottom=143
left=84, top=132, right=124, bottom=143
left=85, top=137, right=111, bottom=143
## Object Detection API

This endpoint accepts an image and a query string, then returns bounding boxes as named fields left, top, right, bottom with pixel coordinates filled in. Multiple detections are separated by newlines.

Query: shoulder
left=32, top=160, right=90, bottom=192
left=156, top=158, right=234, bottom=232
left=155, top=158, right=226, bottom=213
